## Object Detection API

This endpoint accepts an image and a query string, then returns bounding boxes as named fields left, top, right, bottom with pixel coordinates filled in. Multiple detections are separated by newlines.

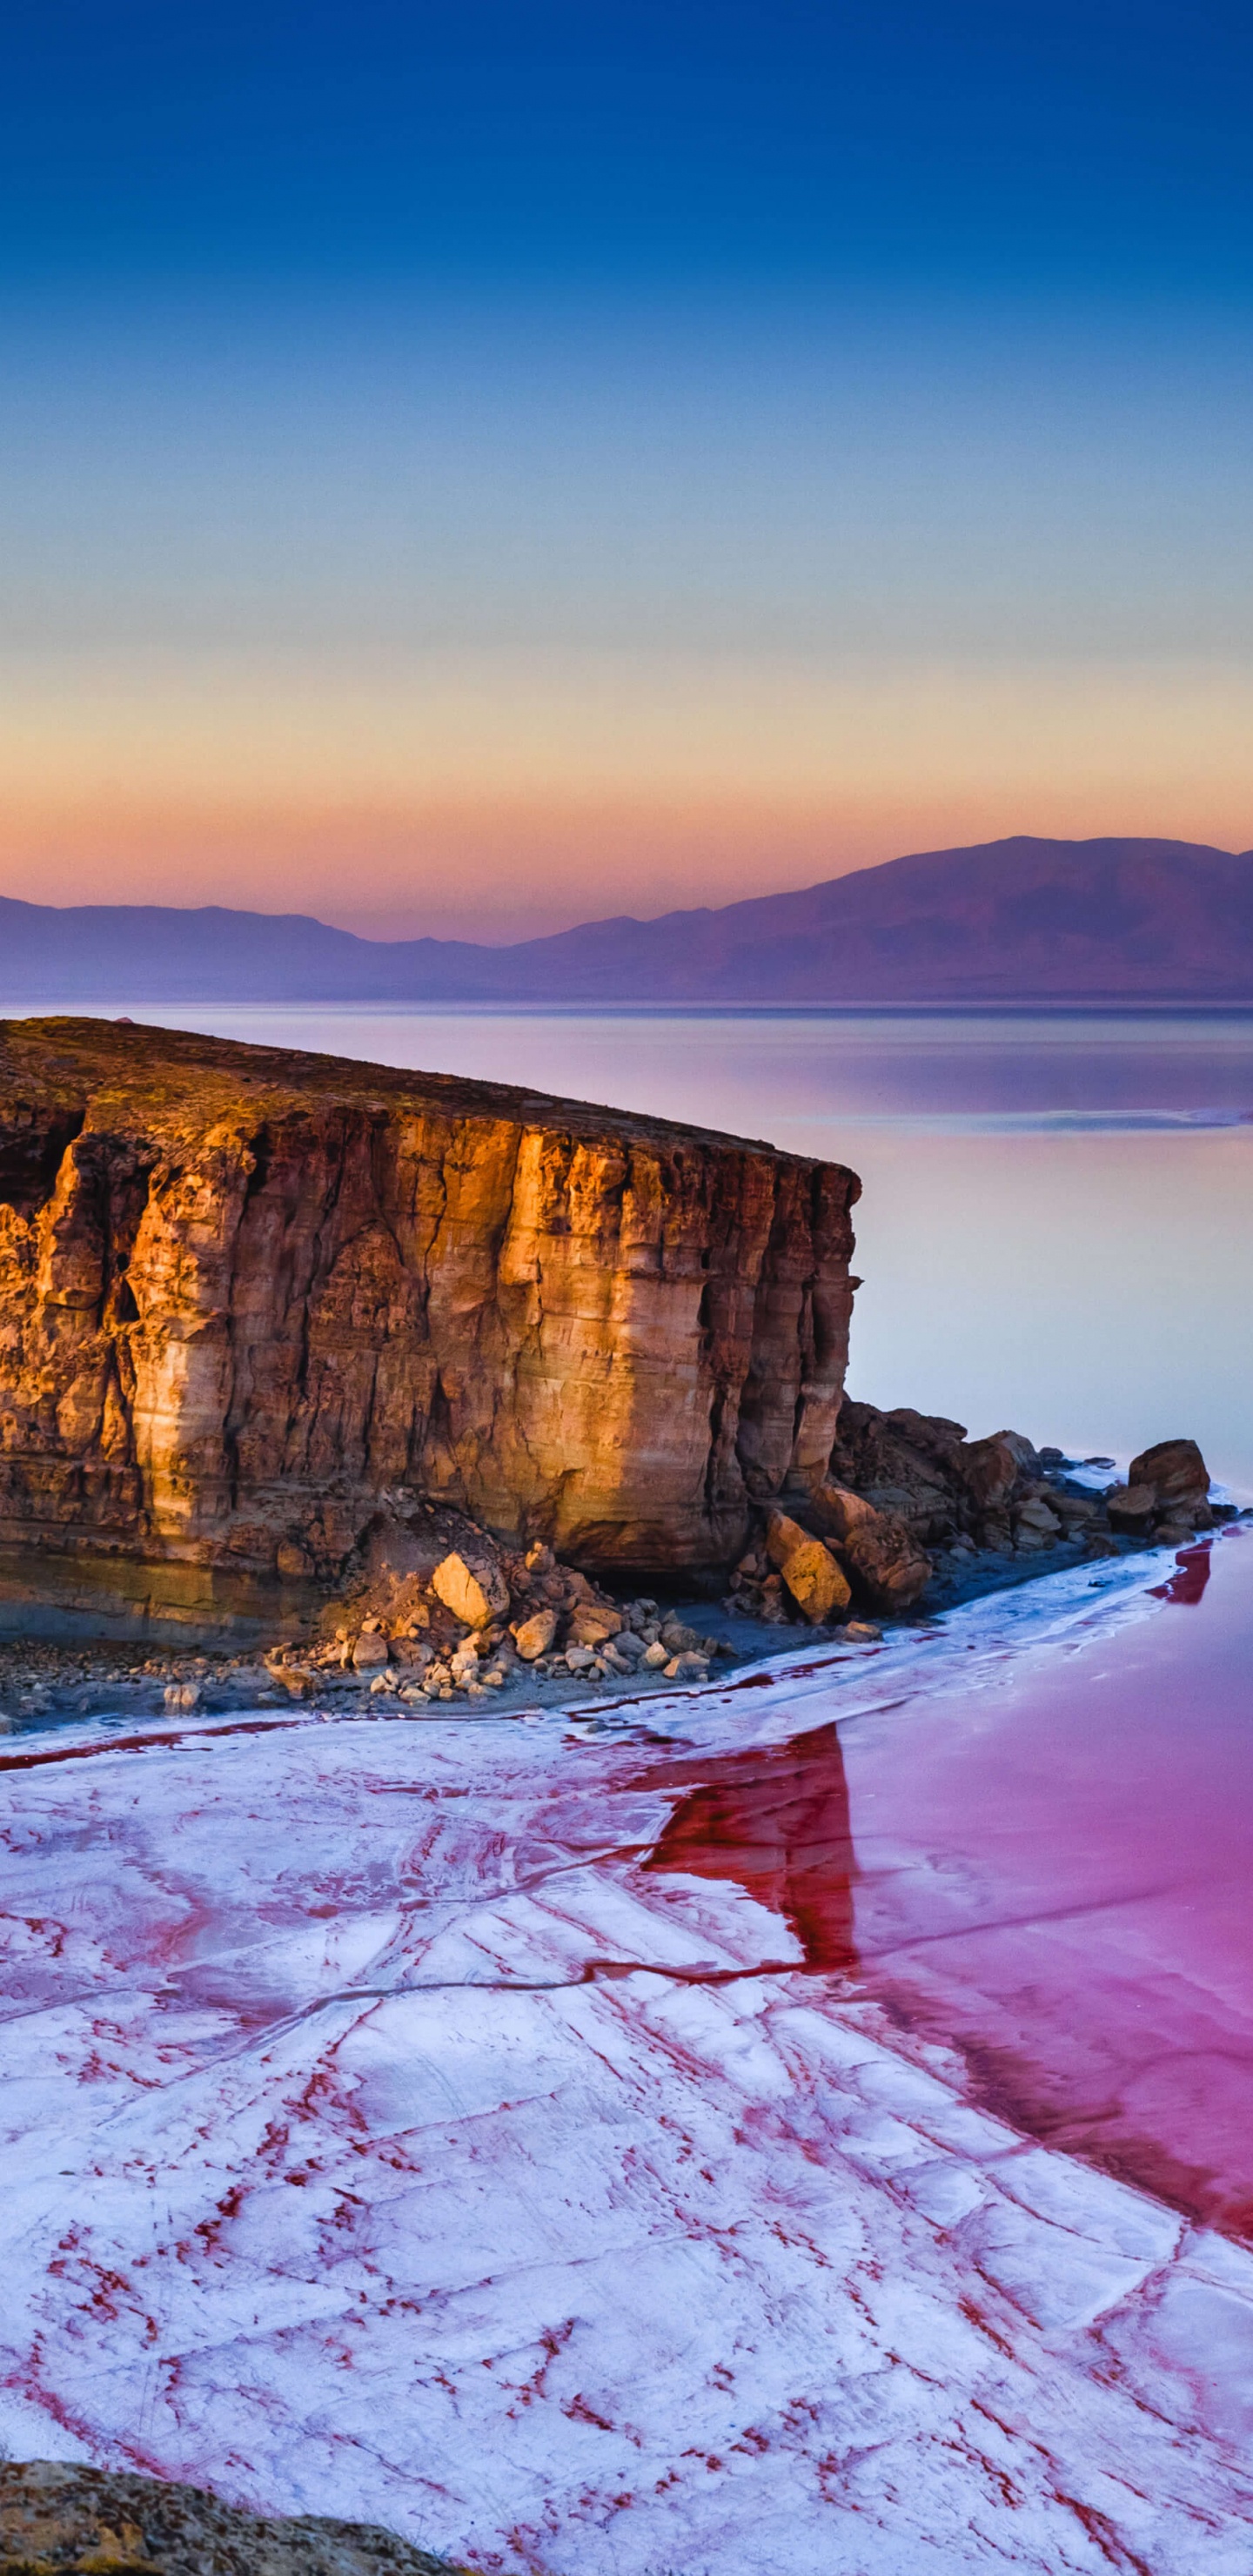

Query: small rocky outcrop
left=0, top=2461, right=466, bottom=2576
left=724, top=1401, right=1229, bottom=1628
left=0, top=1017, right=859, bottom=1642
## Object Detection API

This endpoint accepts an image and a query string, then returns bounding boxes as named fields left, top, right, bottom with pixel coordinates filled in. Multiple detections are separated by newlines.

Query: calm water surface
left=64, top=1003, right=1253, bottom=2234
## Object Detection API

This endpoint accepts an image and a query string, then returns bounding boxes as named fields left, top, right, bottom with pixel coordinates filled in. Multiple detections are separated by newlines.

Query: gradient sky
left=2, top=0, right=1250, bottom=939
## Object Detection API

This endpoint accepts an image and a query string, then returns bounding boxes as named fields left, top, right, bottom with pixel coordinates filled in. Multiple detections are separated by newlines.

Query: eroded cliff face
left=0, top=1020, right=859, bottom=1630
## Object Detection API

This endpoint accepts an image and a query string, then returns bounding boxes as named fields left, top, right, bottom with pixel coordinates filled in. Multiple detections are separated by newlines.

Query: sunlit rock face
left=0, top=1019, right=859, bottom=1631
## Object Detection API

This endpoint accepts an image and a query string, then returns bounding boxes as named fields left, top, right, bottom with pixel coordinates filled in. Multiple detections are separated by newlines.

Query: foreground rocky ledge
left=0, top=1017, right=857, bottom=1640
left=0, top=2463, right=466, bottom=2576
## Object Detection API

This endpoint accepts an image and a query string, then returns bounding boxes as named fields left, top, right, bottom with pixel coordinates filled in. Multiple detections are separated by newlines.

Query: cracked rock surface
left=0, top=1017, right=858, bottom=1640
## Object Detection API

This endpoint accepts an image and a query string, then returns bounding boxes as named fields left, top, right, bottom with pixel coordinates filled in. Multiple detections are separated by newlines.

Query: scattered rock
left=568, top=1605, right=622, bottom=1647
left=839, top=1515, right=931, bottom=1612
left=961, top=1435, right=1023, bottom=1511
left=764, top=1511, right=814, bottom=1572
left=779, top=1536, right=851, bottom=1625
left=807, top=1481, right=881, bottom=1541
left=513, top=1607, right=558, bottom=1662
left=665, top=1651, right=710, bottom=1682
left=431, top=1551, right=510, bottom=1630
left=352, top=1628, right=391, bottom=1671
left=163, top=1681, right=201, bottom=1713
left=1128, top=1437, right=1212, bottom=1519
left=845, top=1619, right=881, bottom=1642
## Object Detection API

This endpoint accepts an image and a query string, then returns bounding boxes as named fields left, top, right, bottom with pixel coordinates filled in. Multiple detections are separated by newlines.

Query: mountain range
left=3, top=835, right=1252, bottom=1007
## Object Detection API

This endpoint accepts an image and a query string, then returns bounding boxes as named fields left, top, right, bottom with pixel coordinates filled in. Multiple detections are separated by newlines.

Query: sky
left=1, top=0, right=1251, bottom=941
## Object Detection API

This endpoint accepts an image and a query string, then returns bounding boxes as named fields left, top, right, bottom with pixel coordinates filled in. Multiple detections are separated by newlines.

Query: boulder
left=660, top=1617, right=704, bottom=1654
left=351, top=1627, right=390, bottom=1670
left=961, top=1435, right=1022, bottom=1510
left=1106, top=1485, right=1157, bottom=1530
left=1015, top=1496, right=1061, bottom=1537
left=666, top=1651, right=710, bottom=1681
left=807, top=1481, right=881, bottom=1542
left=780, top=1537, right=851, bottom=1624
left=765, top=1510, right=813, bottom=1572
left=513, top=1606, right=558, bottom=1661
left=431, top=1550, right=510, bottom=1630
left=568, top=1604, right=623, bottom=1647
left=840, top=1516, right=932, bottom=1610
left=1127, top=1438, right=1210, bottom=1514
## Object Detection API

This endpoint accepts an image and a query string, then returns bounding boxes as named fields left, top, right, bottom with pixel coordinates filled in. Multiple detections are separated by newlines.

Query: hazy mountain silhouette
left=3, top=836, right=1252, bottom=1006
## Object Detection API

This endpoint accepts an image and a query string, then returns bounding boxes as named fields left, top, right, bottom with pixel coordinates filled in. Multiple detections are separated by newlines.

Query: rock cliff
left=0, top=1019, right=859, bottom=1640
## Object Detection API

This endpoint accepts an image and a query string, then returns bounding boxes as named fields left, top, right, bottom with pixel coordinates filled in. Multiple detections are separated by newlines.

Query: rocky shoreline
left=0, top=2461, right=466, bottom=2576
left=0, top=1407, right=1232, bottom=1734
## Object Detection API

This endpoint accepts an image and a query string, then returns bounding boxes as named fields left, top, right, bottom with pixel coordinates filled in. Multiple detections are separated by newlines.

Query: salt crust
left=2, top=1554, right=1251, bottom=2573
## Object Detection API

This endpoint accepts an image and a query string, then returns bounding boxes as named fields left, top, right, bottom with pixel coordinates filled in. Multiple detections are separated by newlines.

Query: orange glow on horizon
left=0, top=650, right=1248, bottom=941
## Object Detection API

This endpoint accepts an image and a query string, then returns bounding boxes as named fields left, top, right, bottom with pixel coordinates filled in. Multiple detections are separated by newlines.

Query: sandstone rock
left=513, top=1606, right=558, bottom=1661
left=276, top=1540, right=313, bottom=1579
left=962, top=1435, right=1022, bottom=1510
left=666, top=1651, right=710, bottom=1681
left=845, top=1619, right=881, bottom=1642
left=765, top=1510, right=812, bottom=1571
left=611, top=1627, right=647, bottom=1663
left=564, top=1644, right=596, bottom=1671
left=1015, top=1497, right=1062, bottom=1536
left=1105, top=1485, right=1157, bottom=1530
left=807, top=1480, right=881, bottom=1541
left=828, top=1401, right=971, bottom=1543
left=352, top=1627, right=390, bottom=1670
left=568, top=1604, right=622, bottom=1647
left=840, top=1516, right=931, bottom=1611
left=642, top=1640, right=670, bottom=1668
left=660, top=1618, right=704, bottom=1653
left=431, top=1551, right=510, bottom=1630
left=0, top=1016, right=858, bottom=1637
left=1127, top=1438, right=1210, bottom=1514
left=780, top=1537, right=851, bottom=1624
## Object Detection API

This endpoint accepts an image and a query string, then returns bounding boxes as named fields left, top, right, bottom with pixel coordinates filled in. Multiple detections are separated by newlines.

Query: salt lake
left=3, top=1005, right=1253, bottom=2570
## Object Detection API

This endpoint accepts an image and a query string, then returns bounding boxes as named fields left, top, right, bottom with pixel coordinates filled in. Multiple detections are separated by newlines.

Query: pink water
left=640, top=1531, right=1253, bottom=2243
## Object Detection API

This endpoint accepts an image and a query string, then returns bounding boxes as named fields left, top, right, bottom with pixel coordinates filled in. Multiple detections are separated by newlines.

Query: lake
left=4, top=1001, right=1253, bottom=2569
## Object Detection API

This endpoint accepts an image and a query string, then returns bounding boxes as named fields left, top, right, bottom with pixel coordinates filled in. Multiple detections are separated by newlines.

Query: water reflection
left=639, top=1721, right=859, bottom=1975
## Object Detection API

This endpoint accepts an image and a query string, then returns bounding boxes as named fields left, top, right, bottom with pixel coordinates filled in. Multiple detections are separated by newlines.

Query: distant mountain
left=3, top=836, right=1253, bottom=1006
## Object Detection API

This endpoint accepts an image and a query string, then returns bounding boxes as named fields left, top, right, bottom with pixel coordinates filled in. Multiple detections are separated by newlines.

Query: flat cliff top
left=0, top=1015, right=853, bottom=1174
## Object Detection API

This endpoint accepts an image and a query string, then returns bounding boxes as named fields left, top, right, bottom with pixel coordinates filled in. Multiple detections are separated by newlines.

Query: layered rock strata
left=0, top=1018, right=859, bottom=1640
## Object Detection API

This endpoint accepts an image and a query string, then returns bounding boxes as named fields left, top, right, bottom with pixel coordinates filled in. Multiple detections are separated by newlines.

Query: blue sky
left=0, top=1, right=1249, bottom=938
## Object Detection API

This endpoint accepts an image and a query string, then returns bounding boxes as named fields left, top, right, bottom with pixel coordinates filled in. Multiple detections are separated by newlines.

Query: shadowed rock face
left=0, top=1019, right=859, bottom=1636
